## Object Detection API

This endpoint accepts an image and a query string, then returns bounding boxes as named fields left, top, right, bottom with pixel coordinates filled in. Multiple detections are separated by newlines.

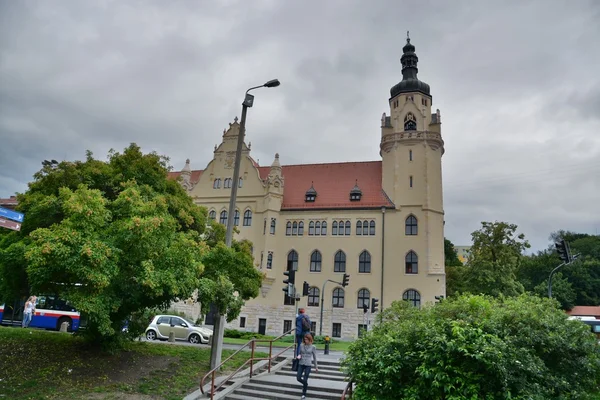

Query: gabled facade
left=170, top=36, right=446, bottom=339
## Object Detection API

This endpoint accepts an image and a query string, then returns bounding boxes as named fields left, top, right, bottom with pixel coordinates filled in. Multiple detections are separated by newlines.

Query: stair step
left=244, top=380, right=345, bottom=395
left=230, top=386, right=343, bottom=400
left=275, top=371, right=347, bottom=382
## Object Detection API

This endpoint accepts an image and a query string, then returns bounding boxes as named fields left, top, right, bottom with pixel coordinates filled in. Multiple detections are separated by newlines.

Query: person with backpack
left=295, top=308, right=311, bottom=357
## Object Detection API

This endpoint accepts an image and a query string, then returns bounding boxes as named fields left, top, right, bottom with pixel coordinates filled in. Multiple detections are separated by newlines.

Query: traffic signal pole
left=319, top=279, right=343, bottom=337
left=548, top=239, right=579, bottom=299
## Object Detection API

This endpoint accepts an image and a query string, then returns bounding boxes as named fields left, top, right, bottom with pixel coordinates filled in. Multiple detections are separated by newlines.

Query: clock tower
left=380, top=34, right=446, bottom=277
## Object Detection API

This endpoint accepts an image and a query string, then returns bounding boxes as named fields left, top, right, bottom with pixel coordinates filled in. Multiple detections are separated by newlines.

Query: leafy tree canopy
left=460, top=221, right=529, bottom=297
left=0, top=144, right=209, bottom=344
left=343, top=294, right=600, bottom=400
left=444, top=238, right=463, bottom=267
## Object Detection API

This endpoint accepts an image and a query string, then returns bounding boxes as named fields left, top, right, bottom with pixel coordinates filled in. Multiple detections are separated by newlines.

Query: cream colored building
left=170, top=36, right=446, bottom=339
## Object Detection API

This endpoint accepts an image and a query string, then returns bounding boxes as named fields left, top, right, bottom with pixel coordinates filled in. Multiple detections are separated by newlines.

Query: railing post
left=210, top=372, right=215, bottom=400
left=250, top=340, right=255, bottom=377
left=268, top=341, right=273, bottom=373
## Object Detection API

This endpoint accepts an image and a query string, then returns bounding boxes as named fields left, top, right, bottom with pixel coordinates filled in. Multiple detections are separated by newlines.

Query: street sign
left=0, top=206, right=24, bottom=223
left=0, top=216, right=21, bottom=231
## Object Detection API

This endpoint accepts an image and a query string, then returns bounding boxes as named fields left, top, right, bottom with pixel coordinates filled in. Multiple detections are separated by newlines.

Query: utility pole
left=209, top=79, right=280, bottom=371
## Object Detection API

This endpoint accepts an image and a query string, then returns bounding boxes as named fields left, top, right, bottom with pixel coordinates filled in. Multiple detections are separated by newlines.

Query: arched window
left=243, top=210, right=252, bottom=226
left=332, top=288, right=345, bottom=308
left=310, top=250, right=322, bottom=272
left=369, top=220, right=376, bottom=235
left=219, top=210, right=227, bottom=225
left=270, top=218, right=276, bottom=235
left=233, top=210, right=240, bottom=226
left=308, top=287, right=320, bottom=307
left=298, top=221, right=304, bottom=236
left=334, top=250, right=346, bottom=273
left=345, top=220, right=351, bottom=236
left=320, top=221, right=327, bottom=235
left=286, top=222, right=292, bottom=236
left=238, top=177, right=243, bottom=188
left=405, top=215, right=418, bottom=235
left=213, top=178, right=221, bottom=189
left=292, top=221, right=298, bottom=236
left=357, top=289, right=370, bottom=309
left=356, top=221, right=362, bottom=235
left=309, top=221, right=315, bottom=236
left=362, top=220, right=368, bottom=236
left=315, top=221, right=321, bottom=236
left=404, top=112, right=417, bottom=131
left=405, top=251, right=418, bottom=274
left=287, top=250, right=298, bottom=271
left=208, top=210, right=216, bottom=221
left=267, top=252, right=273, bottom=269
left=403, top=289, right=421, bottom=308
left=332, top=221, right=338, bottom=235
left=359, top=251, right=371, bottom=273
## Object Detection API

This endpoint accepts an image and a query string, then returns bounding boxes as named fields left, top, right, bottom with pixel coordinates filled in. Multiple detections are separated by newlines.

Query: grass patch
left=222, top=337, right=353, bottom=352
left=0, top=326, right=267, bottom=400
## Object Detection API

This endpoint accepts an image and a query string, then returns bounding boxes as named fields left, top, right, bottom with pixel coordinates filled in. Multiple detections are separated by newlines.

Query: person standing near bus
left=22, top=296, right=36, bottom=328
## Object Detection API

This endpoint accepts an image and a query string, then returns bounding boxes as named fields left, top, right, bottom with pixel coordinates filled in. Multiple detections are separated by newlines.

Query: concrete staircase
left=222, top=358, right=348, bottom=400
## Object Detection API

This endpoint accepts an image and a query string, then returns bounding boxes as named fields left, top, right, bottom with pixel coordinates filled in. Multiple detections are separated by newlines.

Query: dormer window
left=349, top=180, right=362, bottom=202
left=305, top=182, right=317, bottom=202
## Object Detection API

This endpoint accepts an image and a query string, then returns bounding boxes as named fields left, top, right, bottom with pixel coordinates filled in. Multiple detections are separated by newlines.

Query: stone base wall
left=225, top=303, right=374, bottom=340
left=170, top=299, right=201, bottom=323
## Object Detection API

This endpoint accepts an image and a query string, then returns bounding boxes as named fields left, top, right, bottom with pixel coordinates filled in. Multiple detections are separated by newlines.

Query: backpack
left=301, top=315, right=311, bottom=332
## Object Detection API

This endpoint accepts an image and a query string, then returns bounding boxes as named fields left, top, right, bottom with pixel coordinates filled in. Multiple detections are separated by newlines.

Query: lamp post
left=209, top=78, right=280, bottom=371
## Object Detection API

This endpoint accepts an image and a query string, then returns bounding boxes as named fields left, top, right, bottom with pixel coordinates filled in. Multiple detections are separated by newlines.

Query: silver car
left=145, top=315, right=213, bottom=344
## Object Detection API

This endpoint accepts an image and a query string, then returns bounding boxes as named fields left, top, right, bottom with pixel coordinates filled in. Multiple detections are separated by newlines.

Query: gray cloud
left=1, top=0, right=599, bottom=252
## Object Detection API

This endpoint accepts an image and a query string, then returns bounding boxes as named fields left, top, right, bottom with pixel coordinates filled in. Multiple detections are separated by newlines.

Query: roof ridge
left=260, top=160, right=382, bottom=168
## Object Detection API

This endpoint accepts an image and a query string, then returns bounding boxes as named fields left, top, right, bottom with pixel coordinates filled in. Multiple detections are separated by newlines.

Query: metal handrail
left=200, top=328, right=296, bottom=399
left=341, top=380, right=354, bottom=399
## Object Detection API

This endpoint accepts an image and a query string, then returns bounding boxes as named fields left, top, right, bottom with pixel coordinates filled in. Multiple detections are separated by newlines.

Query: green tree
left=342, top=294, right=600, bottom=400
left=444, top=238, right=466, bottom=297
left=461, top=221, right=529, bottom=297
left=517, top=232, right=600, bottom=308
left=0, top=145, right=209, bottom=345
left=444, top=238, right=463, bottom=267
left=197, top=240, right=263, bottom=323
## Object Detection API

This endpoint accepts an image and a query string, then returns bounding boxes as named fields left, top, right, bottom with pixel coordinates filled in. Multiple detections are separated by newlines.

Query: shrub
left=223, top=329, right=272, bottom=340
left=342, top=294, right=600, bottom=400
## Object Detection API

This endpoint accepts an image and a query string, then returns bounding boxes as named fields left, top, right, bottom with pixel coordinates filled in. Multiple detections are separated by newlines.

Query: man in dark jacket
left=295, top=308, right=311, bottom=357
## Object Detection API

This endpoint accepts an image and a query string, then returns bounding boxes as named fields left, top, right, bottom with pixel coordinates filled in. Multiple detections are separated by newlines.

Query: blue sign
left=0, top=206, right=24, bottom=223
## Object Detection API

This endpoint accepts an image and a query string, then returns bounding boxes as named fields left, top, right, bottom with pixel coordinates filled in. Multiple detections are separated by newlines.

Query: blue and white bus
left=0, top=294, right=81, bottom=332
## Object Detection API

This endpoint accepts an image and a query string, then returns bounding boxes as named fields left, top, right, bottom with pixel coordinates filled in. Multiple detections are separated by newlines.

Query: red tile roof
left=567, top=306, right=600, bottom=318
left=259, top=161, right=393, bottom=209
left=168, top=170, right=203, bottom=184
left=169, top=161, right=394, bottom=210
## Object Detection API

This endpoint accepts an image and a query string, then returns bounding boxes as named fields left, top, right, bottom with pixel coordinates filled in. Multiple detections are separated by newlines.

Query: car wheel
left=146, top=330, right=157, bottom=341
left=188, top=333, right=201, bottom=344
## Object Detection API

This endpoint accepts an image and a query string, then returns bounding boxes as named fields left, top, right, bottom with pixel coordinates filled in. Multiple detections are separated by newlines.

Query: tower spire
left=389, top=34, right=431, bottom=98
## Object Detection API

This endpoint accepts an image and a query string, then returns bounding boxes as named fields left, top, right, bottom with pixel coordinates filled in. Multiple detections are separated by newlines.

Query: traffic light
left=342, top=273, right=350, bottom=287
left=435, top=295, right=444, bottom=303
left=283, top=269, right=296, bottom=297
left=302, top=281, right=310, bottom=297
left=555, top=239, right=572, bottom=263
left=371, top=298, right=379, bottom=313
left=363, top=304, right=368, bottom=314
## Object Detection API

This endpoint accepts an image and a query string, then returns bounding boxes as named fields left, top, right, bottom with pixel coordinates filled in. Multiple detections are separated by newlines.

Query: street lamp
left=210, top=79, right=280, bottom=370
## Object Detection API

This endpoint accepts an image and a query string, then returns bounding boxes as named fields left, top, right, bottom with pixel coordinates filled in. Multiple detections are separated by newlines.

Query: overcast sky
left=1, top=0, right=599, bottom=252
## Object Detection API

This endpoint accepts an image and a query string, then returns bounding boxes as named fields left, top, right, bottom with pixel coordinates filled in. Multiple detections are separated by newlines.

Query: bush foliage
left=342, top=294, right=600, bottom=400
